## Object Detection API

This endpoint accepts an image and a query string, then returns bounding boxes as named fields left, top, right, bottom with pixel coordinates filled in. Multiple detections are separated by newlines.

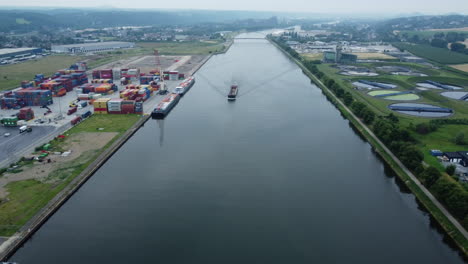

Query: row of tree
left=286, top=37, right=468, bottom=230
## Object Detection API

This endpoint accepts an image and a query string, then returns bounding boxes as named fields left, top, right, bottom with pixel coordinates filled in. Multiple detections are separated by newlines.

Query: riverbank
left=268, top=37, right=468, bottom=256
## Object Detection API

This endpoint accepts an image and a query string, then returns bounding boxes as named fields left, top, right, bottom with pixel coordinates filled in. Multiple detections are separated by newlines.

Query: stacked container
left=0, top=94, right=18, bottom=109
left=21, top=81, right=35, bottom=88
left=79, top=84, right=95, bottom=94
left=150, top=69, right=160, bottom=76
left=34, top=74, right=45, bottom=86
left=92, top=69, right=113, bottom=79
left=139, top=75, right=154, bottom=85
left=18, top=107, right=34, bottom=120
left=169, top=71, right=179, bottom=81
left=107, top=99, right=123, bottom=114
left=95, top=84, right=113, bottom=94
left=134, top=102, right=143, bottom=114
left=40, top=81, right=66, bottom=96
left=91, top=79, right=113, bottom=84
left=14, top=89, right=53, bottom=107
left=121, top=100, right=135, bottom=114
left=93, top=98, right=110, bottom=114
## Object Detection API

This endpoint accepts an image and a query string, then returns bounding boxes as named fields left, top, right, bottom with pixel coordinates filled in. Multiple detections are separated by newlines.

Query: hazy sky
left=2, top=0, right=468, bottom=14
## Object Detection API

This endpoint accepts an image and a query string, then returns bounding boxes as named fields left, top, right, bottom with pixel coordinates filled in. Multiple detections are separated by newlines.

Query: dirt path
left=0, top=132, right=117, bottom=198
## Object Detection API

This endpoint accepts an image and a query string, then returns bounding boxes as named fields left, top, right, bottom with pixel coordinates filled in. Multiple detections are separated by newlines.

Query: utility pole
left=155, top=49, right=167, bottom=94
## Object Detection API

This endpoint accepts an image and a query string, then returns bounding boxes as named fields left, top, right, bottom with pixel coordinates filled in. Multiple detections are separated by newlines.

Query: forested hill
left=0, top=9, right=280, bottom=33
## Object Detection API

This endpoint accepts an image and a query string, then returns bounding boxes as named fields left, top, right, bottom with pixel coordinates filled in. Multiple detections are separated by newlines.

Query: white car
left=4, top=132, right=11, bottom=137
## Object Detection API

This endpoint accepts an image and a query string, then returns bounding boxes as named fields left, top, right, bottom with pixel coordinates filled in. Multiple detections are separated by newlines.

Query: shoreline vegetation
left=268, top=36, right=468, bottom=257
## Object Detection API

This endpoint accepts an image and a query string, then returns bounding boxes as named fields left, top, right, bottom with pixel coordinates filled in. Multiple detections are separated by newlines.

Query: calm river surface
left=10, top=32, right=465, bottom=263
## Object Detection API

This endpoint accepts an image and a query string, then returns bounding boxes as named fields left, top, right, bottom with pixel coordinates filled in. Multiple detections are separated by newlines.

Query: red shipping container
left=93, top=108, right=107, bottom=111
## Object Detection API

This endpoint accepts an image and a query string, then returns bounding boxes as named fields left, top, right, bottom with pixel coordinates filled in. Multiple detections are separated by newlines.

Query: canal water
left=10, top=33, right=465, bottom=263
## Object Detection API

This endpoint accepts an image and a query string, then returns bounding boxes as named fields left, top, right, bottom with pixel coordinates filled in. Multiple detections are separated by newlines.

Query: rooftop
left=0, top=47, right=39, bottom=56
left=51, top=41, right=133, bottom=48
left=445, top=152, right=463, bottom=158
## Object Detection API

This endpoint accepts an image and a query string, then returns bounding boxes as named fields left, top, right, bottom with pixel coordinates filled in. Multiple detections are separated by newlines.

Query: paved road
left=0, top=126, right=56, bottom=163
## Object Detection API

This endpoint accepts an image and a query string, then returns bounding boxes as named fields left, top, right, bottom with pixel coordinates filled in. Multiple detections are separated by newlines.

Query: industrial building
left=323, top=51, right=357, bottom=64
left=51, top=42, right=135, bottom=54
left=0, top=47, right=43, bottom=59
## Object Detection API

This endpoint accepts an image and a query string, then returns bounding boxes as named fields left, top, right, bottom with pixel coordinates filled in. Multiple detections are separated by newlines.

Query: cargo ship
left=172, top=76, right=195, bottom=95
left=228, top=83, right=238, bottom=101
left=151, top=93, right=181, bottom=119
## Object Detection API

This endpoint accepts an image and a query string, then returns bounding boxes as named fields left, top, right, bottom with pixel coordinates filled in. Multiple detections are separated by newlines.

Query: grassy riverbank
left=268, top=37, right=468, bottom=255
left=0, top=115, right=141, bottom=236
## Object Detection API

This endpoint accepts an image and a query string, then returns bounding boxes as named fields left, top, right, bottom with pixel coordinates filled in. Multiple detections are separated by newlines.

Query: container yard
left=0, top=48, right=210, bottom=170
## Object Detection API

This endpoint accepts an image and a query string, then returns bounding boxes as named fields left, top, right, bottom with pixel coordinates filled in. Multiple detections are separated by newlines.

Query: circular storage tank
left=388, top=103, right=453, bottom=117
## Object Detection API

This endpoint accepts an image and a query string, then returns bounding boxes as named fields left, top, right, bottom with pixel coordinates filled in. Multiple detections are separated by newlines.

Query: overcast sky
left=1, top=0, right=468, bottom=14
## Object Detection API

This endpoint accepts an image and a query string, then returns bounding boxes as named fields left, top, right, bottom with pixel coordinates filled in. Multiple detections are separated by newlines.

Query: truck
left=19, top=125, right=32, bottom=133
left=71, top=116, right=82, bottom=125
left=81, top=110, right=92, bottom=119
left=1, top=117, right=18, bottom=127
left=67, top=107, right=78, bottom=115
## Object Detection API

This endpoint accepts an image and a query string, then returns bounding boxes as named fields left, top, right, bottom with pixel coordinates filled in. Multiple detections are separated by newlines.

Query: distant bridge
left=234, top=37, right=266, bottom=40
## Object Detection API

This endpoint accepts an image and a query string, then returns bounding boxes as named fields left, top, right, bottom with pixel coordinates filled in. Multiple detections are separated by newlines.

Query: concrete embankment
left=268, top=38, right=468, bottom=255
left=0, top=48, right=217, bottom=261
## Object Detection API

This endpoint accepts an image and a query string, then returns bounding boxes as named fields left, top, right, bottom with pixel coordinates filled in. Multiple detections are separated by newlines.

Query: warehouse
left=51, top=42, right=135, bottom=54
left=0, top=47, right=43, bottom=59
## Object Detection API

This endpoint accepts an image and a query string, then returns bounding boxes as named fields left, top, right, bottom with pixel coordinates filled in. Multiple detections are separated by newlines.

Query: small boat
left=228, top=83, right=238, bottom=101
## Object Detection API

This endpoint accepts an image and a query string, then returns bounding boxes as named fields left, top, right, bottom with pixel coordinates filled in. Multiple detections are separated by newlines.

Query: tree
left=415, top=122, right=437, bottom=134
left=361, top=108, right=375, bottom=124
left=451, top=42, right=466, bottom=53
left=343, top=92, right=353, bottom=106
left=431, top=38, right=448, bottom=48
left=455, top=132, right=465, bottom=145
left=419, top=166, right=441, bottom=188
left=432, top=177, right=458, bottom=201
left=445, top=165, right=456, bottom=176
left=445, top=191, right=468, bottom=219
left=386, top=113, right=399, bottom=124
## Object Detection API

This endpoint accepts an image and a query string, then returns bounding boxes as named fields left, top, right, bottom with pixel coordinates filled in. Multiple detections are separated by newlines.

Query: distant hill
left=0, top=9, right=286, bottom=33
left=0, top=11, right=61, bottom=32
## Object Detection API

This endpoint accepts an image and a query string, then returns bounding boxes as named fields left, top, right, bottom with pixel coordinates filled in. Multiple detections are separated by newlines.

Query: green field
left=15, top=18, right=30, bottom=25
left=393, top=42, right=468, bottom=65
left=399, top=30, right=468, bottom=40
left=0, top=55, right=85, bottom=91
left=0, top=115, right=141, bottom=236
